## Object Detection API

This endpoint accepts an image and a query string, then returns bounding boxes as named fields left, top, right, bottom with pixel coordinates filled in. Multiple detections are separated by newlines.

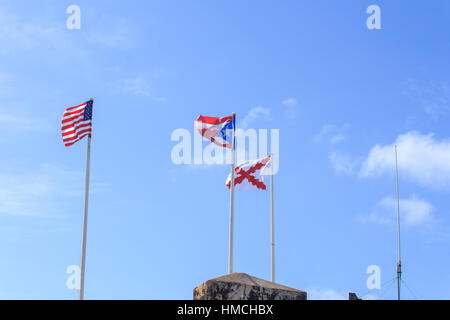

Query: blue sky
left=0, top=0, right=449, bottom=299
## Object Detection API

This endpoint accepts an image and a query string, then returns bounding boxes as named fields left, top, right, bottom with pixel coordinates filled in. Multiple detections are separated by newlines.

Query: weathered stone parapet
left=194, top=273, right=307, bottom=300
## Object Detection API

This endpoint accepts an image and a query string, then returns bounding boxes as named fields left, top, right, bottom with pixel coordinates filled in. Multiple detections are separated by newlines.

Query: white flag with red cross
left=226, top=155, right=272, bottom=191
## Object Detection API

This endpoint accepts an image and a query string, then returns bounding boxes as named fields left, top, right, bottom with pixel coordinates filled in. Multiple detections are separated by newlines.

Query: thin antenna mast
left=395, top=145, right=402, bottom=300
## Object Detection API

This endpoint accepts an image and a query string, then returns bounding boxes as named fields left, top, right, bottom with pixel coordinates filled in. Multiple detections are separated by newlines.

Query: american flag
left=61, top=100, right=93, bottom=147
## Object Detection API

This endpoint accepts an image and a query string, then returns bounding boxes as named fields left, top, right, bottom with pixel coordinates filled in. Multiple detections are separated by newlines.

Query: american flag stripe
left=62, top=121, right=91, bottom=136
left=64, top=134, right=91, bottom=147
left=62, top=126, right=92, bottom=143
left=63, top=130, right=91, bottom=143
left=62, top=126, right=92, bottom=144
left=65, top=101, right=88, bottom=111
left=63, top=106, right=86, bottom=116
left=61, top=100, right=93, bottom=147
left=62, top=112, right=85, bottom=124
left=61, top=117, right=84, bottom=130
left=63, top=128, right=91, bottom=143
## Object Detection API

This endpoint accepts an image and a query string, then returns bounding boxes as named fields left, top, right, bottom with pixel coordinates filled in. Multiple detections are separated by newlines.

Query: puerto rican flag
left=226, top=155, right=272, bottom=191
left=195, top=114, right=235, bottom=149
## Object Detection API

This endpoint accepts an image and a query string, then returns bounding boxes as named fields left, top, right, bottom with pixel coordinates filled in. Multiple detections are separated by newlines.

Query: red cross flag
left=226, top=155, right=272, bottom=191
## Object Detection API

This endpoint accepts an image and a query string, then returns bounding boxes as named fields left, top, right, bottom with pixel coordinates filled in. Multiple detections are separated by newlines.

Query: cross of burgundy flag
left=195, top=114, right=235, bottom=149
left=226, top=155, right=272, bottom=191
left=61, top=100, right=93, bottom=147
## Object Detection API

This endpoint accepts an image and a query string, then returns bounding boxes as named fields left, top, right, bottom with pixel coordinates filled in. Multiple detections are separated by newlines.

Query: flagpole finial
left=89, top=97, right=94, bottom=102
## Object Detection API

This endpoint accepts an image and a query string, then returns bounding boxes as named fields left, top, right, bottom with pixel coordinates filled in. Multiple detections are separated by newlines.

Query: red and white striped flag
left=195, top=114, right=235, bottom=149
left=61, top=100, right=93, bottom=147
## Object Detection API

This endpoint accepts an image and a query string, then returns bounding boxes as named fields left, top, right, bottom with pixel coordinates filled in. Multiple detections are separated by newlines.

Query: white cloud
left=0, top=72, right=12, bottom=93
left=0, top=7, right=136, bottom=61
left=314, top=124, right=348, bottom=144
left=86, top=17, right=137, bottom=49
left=330, top=134, right=346, bottom=144
left=0, top=164, right=106, bottom=217
left=380, top=196, right=434, bottom=227
left=282, top=98, right=297, bottom=118
left=358, top=211, right=392, bottom=225
left=119, top=77, right=166, bottom=101
left=330, top=152, right=361, bottom=175
left=282, top=98, right=296, bottom=106
left=307, top=288, right=347, bottom=300
left=402, top=79, right=450, bottom=120
left=0, top=73, right=47, bottom=134
left=122, top=78, right=151, bottom=96
left=240, top=106, right=271, bottom=129
left=87, top=27, right=131, bottom=48
left=358, top=195, right=435, bottom=228
left=0, top=8, right=85, bottom=60
left=360, top=132, right=450, bottom=190
left=307, top=288, right=378, bottom=300
left=361, top=293, right=379, bottom=300
left=0, top=114, right=34, bottom=129
left=0, top=111, right=44, bottom=132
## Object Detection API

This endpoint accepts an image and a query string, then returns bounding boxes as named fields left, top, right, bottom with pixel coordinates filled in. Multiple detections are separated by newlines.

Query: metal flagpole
left=270, top=153, right=275, bottom=282
left=79, top=98, right=93, bottom=300
left=395, top=145, right=402, bottom=300
left=228, top=113, right=236, bottom=274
